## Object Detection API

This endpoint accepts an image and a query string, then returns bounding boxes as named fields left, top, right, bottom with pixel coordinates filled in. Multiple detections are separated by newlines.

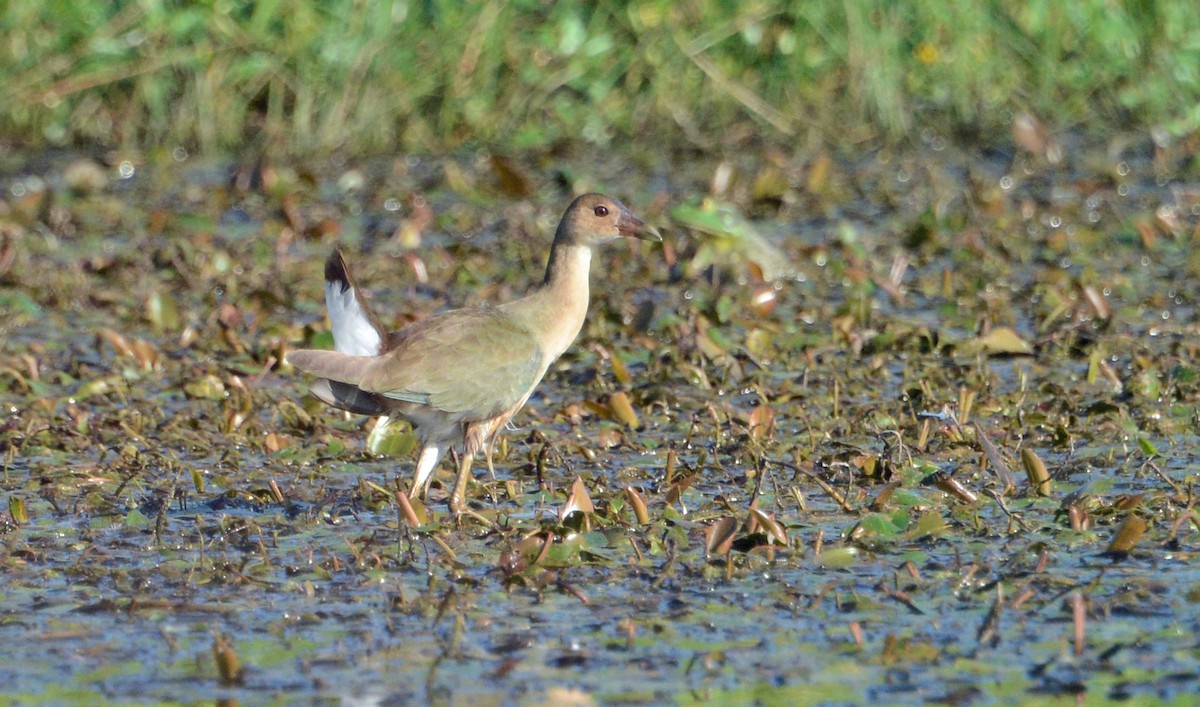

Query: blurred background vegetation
left=1, top=0, right=1198, bottom=157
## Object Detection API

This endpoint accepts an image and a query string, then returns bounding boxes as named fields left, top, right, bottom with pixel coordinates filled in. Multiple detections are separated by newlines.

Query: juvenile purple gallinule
left=288, top=193, right=660, bottom=511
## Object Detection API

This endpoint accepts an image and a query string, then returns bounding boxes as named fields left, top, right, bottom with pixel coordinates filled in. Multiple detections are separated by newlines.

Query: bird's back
left=290, top=305, right=546, bottom=424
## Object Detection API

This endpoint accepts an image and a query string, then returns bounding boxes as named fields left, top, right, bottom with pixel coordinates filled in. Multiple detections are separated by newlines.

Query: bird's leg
left=484, top=437, right=498, bottom=479
left=410, top=443, right=444, bottom=498
left=449, top=450, right=475, bottom=514
left=482, top=438, right=500, bottom=506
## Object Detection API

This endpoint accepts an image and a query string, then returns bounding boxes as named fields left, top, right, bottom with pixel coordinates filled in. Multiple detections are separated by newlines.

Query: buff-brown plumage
left=288, top=193, right=659, bottom=512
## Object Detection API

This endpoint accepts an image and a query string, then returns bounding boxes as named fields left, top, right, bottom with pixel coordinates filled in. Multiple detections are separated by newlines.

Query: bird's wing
left=359, top=308, right=544, bottom=419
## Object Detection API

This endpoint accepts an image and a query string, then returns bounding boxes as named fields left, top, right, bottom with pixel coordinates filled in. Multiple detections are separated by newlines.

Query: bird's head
left=556, top=193, right=661, bottom=246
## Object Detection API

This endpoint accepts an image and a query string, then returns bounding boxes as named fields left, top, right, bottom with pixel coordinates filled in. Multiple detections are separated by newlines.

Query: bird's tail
left=324, top=249, right=387, bottom=356
left=308, top=378, right=390, bottom=416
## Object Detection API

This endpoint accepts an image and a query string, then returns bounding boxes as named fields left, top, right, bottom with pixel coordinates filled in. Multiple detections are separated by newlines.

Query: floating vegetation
left=1, top=135, right=1199, bottom=702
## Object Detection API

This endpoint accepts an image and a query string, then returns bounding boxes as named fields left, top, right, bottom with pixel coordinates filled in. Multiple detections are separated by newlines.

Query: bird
left=287, top=193, right=661, bottom=512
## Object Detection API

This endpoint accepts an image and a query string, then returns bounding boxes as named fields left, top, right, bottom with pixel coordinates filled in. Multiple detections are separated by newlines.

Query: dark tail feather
left=309, top=379, right=390, bottom=416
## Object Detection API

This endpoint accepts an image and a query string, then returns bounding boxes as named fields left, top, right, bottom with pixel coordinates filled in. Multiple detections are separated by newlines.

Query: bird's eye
left=593, top=205, right=609, bottom=217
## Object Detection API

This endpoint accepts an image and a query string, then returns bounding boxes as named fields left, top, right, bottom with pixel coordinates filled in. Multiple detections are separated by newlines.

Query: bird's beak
left=617, top=210, right=662, bottom=242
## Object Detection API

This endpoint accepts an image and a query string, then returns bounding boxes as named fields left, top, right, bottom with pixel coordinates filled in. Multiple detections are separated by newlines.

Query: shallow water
left=1, top=135, right=1199, bottom=704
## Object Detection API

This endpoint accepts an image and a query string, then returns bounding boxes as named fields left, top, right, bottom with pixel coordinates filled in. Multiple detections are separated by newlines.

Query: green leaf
left=670, top=198, right=795, bottom=280
left=858, top=512, right=903, bottom=538
left=184, top=374, right=226, bottom=400
left=1136, top=437, right=1159, bottom=457
left=76, top=375, right=119, bottom=399
left=125, top=508, right=151, bottom=529
left=366, top=418, right=418, bottom=457
left=815, top=546, right=859, bottom=568
left=147, top=290, right=181, bottom=332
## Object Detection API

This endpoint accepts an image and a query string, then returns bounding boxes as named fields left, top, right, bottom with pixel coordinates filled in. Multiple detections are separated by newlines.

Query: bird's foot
left=448, top=500, right=494, bottom=528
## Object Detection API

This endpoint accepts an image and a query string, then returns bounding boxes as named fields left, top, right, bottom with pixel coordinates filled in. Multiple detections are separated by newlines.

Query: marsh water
left=2, top=133, right=1199, bottom=704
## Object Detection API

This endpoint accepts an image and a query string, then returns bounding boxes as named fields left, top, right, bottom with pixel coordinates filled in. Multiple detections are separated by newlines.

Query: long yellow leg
left=484, top=438, right=497, bottom=479
left=449, top=451, right=475, bottom=513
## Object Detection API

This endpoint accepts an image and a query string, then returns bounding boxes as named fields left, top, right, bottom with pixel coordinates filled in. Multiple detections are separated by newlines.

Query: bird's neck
left=506, top=241, right=592, bottom=363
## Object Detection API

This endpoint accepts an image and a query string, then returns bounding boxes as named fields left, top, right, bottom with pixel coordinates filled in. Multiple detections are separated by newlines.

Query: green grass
left=2, top=0, right=1198, bottom=156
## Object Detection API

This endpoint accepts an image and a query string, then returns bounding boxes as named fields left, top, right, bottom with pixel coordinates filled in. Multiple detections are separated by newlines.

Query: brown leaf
left=1072, top=591, right=1086, bottom=657
left=64, top=158, right=108, bottom=194
left=146, top=208, right=169, bottom=233
left=1135, top=219, right=1157, bottom=249
left=560, top=476, right=594, bottom=523
left=869, top=481, right=901, bottom=511
left=971, top=327, right=1033, bottom=356
left=217, top=302, right=242, bottom=330
left=97, top=327, right=135, bottom=358
left=607, top=391, right=639, bottom=429
left=395, top=489, right=423, bottom=527
left=624, top=487, right=649, bottom=525
left=1020, top=448, right=1052, bottom=496
left=395, top=195, right=433, bottom=249
left=130, top=338, right=161, bottom=370
left=665, top=472, right=698, bottom=507
left=1080, top=285, right=1111, bottom=321
left=281, top=193, right=304, bottom=233
left=610, top=354, right=632, bottom=386
left=704, top=516, right=738, bottom=557
left=748, top=403, right=775, bottom=442
left=748, top=507, right=788, bottom=545
left=489, top=154, right=533, bottom=198
left=594, top=427, right=623, bottom=448
left=973, top=423, right=1017, bottom=494
left=1067, top=502, right=1090, bottom=531
left=1107, top=515, right=1147, bottom=554
left=932, top=473, right=979, bottom=504
left=0, top=229, right=15, bottom=278
left=212, top=633, right=244, bottom=686
left=749, top=283, right=777, bottom=317
left=305, top=217, right=341, bottom=241
left=1013, top=112, right=1048, bottom=153
left=805, top=153, right=832, bottom=194
left=752, top=165, right=787, bottom=201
